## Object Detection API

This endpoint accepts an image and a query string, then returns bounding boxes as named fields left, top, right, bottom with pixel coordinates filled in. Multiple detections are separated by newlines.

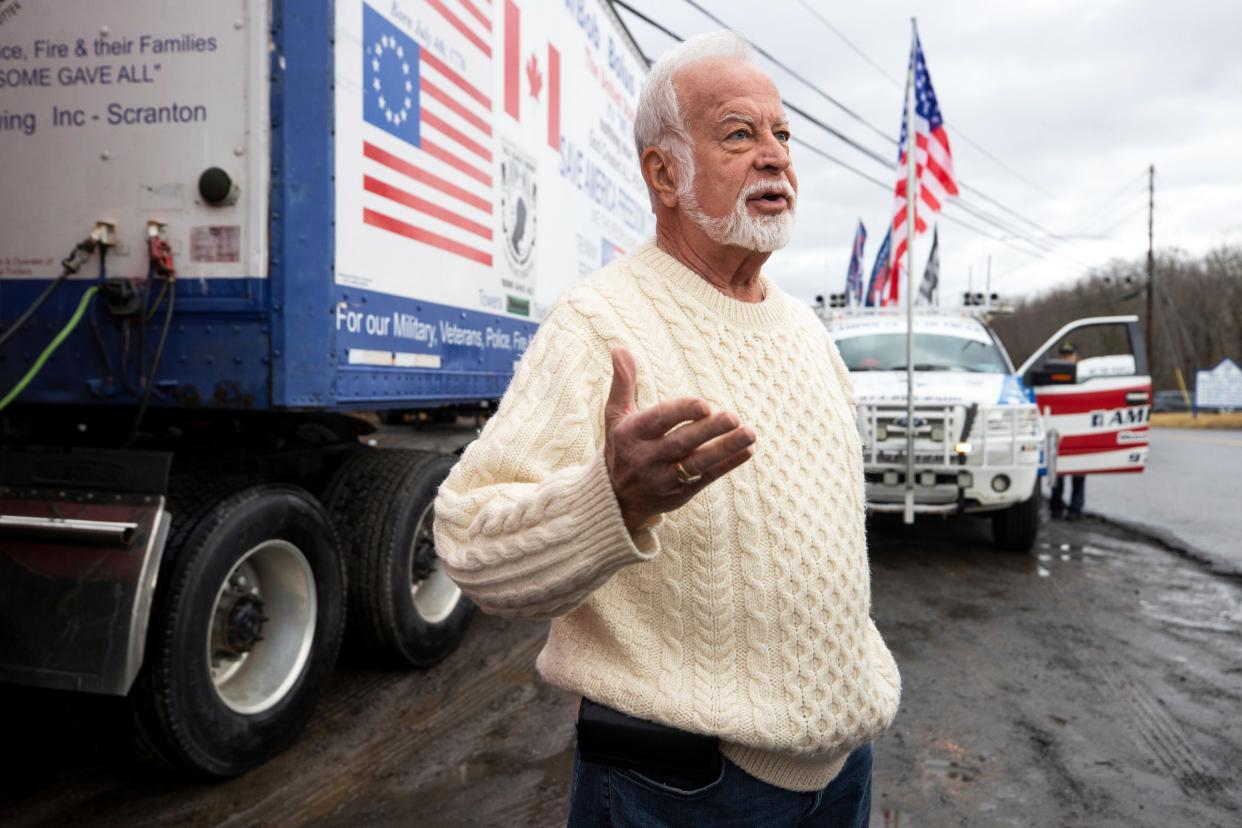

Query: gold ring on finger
left=674, top=461, right=702, bottom=485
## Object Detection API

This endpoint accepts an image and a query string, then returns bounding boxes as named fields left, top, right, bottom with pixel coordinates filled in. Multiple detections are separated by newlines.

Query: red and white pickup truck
left=822, top=309, right=1150, bottom=551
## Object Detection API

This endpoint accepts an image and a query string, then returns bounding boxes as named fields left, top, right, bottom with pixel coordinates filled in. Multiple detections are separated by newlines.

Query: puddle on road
left=1139, top=598, right=1242, bottom=633
left=1035, top=537, right=1242, bottom=635
left=1032, top=540, right=1128, bottom=578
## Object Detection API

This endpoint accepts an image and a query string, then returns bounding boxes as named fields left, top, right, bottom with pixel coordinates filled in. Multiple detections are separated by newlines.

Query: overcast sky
left=613, top=0, right=1242, bottom=306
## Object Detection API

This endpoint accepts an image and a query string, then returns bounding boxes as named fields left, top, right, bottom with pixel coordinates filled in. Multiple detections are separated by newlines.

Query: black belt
left=576, top=697, right=722, bottom=786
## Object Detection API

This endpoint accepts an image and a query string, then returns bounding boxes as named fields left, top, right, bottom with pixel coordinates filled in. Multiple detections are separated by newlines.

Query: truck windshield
left=835, top=334, right=1009, bottom=373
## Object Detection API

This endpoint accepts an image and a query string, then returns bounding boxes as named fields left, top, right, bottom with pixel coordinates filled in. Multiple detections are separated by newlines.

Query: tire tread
left=322, top=448, right=468, bottom=666
left=130, top=478, right=346, bottom=777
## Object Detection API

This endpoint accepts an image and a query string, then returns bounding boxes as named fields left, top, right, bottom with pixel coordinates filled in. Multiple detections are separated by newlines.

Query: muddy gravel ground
left=1, top=502, right=1239, bottom=826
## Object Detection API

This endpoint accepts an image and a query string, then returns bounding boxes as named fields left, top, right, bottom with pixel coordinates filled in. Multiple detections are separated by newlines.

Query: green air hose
left=0, top=286, right=100, bottom=413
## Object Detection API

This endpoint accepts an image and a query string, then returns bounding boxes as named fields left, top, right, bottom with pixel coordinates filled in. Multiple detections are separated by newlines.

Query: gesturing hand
left=603, top=347, right=756, bottom=534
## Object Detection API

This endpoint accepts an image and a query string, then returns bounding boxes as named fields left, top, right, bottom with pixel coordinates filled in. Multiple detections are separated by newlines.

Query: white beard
left=680, top=179, right=796, bottom=253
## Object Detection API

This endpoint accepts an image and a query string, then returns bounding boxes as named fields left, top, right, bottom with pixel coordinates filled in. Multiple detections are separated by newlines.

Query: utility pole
left=1146, top=164, right=1155, bottom=376
left=985, top=255, right=992, bottom=310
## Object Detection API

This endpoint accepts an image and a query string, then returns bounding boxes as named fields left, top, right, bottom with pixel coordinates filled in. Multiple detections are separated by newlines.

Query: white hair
left=634, top=31, right=795, bottom=252
left=634, top=30, right=751, bottom=199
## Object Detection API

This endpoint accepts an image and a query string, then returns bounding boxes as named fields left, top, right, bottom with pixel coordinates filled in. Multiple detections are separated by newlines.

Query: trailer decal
left=0, top=1, right=269, bottom=281
left=334, top=0, right=650, bottom=394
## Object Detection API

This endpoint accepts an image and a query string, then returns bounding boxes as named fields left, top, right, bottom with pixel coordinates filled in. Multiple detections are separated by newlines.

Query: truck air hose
left=0, top=286, right=100, bottom=413
left=0, top=236, right=98, bottom=350
left=136, top=260, right=150, bottom=387
left=87, top=246, right=116, bottom=382
left=121, top=277, right=176, bottom=448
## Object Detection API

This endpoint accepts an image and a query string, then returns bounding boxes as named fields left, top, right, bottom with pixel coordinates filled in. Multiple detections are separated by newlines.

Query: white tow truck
left=820, top=306, right=1152, bottom=551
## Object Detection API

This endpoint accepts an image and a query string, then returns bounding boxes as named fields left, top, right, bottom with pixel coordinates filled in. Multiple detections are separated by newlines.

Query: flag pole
left=903, top=18, right=918, bottom=525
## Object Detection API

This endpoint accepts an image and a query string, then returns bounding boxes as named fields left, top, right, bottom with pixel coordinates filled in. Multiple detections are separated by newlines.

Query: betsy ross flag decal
left=361, top=2, right=495, bottom=266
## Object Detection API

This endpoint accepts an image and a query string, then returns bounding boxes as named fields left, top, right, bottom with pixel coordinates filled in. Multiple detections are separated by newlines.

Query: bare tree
left=991, top=245, right=1242, bottom=391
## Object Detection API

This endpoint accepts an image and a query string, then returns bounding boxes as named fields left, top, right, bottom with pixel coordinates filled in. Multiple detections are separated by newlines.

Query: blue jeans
left=567, top=742, right=873, bottom=827
left=1051, top=475, right=1086, bottom=515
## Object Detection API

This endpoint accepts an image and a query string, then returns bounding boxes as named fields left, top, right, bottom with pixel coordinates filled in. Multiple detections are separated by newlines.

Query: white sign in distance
left=1195, top=358, right=1242, bottom=409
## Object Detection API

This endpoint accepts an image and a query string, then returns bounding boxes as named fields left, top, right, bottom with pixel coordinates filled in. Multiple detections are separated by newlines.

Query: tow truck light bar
left=962, top=291, right=1000, bottom=307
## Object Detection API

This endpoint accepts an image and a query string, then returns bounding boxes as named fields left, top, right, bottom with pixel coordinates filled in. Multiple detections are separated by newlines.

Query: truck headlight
left=955, top=441, right=973, bottom=455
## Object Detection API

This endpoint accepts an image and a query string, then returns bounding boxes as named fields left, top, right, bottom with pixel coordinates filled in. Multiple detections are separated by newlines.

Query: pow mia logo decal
left=500, top=142, right=537, bottom=281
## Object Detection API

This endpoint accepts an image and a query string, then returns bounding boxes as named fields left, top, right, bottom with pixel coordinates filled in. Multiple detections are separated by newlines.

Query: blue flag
left=845, top=221, right=867, bottom=305
left=864, top=227, right=892, bottom=307
left=363, top=3, right=421, bottom=149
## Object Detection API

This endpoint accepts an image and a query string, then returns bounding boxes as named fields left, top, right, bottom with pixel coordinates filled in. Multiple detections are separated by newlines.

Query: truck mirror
left=1026, top=359, right=1078, bottom=386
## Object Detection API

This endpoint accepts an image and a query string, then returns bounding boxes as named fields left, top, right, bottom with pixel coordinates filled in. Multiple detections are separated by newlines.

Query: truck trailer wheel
left=324, top=449, right=474, bottom=668
left=131, top=483, right=346, bottom=777
left=991, top=483, right=1042, bottom=552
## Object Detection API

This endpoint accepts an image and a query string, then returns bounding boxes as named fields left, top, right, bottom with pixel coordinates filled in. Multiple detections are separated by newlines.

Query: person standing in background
left=1050, top=341, right=1087, bottom=519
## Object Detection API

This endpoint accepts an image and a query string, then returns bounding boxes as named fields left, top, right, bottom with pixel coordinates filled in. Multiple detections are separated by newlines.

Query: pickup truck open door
left=1018, top=315, right=1151, bottom=476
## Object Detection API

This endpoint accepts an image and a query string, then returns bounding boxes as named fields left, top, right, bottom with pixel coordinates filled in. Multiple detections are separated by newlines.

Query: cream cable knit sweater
left=434, top=241, right=901, bottom=792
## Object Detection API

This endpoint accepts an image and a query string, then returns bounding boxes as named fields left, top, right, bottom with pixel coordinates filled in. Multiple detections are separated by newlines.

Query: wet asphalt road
left=1, top=443, right=1239, bottom=826
left=1087, top=428, right=1242, bottom=574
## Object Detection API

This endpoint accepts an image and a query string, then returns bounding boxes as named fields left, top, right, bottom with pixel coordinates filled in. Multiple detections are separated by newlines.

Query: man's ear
left=641, top=146, right=682, bottom=209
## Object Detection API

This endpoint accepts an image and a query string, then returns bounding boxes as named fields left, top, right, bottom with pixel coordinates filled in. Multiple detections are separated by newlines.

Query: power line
left=958, top=182, right=1072, bottom=242
left=795, top=134, right=1090, bottom=271
left=676, top=0, right=900, bottom=148
left=660, top=0, right=1100, bottom=257
left=1076, top=173, right=1150, bottom=233
left=782, top=98, right=895, bottom=168
left=949, top=198, right=1092, bottom=268
left=791, top=0, right=1055, bottom=198
left=1086, top=202, right=1148, bottom=241
left=610, top=0, right=898, bottom=170
left=792, top=137, right=890, bottom=190
left=607, top=1, right=1097, bottom=277
left=792, top=0, right=904, bottom=88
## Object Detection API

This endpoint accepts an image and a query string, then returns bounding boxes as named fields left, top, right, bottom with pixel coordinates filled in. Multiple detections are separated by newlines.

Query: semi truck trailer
left=0, top=0, right=650, bottom=776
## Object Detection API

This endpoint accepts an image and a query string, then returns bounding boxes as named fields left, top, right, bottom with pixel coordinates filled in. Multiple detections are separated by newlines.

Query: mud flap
left=0, top=447, right=171, bottom=695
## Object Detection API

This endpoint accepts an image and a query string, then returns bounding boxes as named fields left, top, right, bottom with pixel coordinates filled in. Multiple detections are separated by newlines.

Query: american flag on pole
left=845, top=220, right=867, bottom=305
left=361, top=1, right=496, bottom=267
left=887, top=29, right=957, bottom=305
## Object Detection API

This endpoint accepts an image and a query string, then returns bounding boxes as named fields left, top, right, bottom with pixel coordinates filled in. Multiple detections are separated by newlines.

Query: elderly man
left=434, top=30, right=900, bottom=827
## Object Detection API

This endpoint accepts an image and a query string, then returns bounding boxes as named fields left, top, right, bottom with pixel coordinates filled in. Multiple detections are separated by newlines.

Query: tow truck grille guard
left=857, top=403, right=1042, bottom=471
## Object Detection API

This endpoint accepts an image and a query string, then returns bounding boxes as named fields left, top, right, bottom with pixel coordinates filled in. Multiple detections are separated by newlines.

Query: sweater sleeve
left=432, top=309, right=661, bottom=619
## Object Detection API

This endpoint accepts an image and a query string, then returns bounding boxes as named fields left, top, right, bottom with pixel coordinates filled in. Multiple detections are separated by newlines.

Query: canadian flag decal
left=503, top=0, right=560, bottom=151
